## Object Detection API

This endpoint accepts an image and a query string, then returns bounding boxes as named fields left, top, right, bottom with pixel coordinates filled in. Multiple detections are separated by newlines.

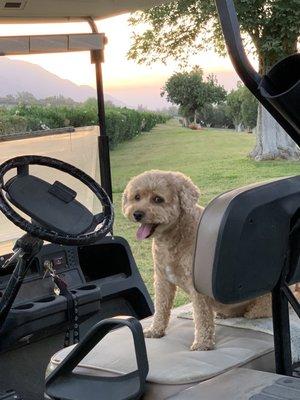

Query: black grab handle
left=45, top=316, right=149, bottom=400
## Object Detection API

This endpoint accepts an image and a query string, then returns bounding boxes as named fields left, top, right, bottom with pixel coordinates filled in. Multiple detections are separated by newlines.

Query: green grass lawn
left=110, top=119, right=300, bottom=306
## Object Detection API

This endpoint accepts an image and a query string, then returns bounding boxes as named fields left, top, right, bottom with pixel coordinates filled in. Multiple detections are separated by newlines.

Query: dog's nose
left=133, top=211, right=145, bottom=222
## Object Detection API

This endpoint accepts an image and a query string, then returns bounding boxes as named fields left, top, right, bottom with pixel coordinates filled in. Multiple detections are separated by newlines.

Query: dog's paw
left=143, top=327, right=165, bottom=339
left=190, top=340, right=215, bottom=351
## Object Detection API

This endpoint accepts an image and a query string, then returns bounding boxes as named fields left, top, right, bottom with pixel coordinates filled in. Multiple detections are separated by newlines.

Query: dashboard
left=0, top=244, right=84, bottom=304
left=0, top=236, right=153, bottom=353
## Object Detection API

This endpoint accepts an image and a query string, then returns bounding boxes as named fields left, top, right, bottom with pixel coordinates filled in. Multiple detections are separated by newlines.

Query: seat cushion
left=50, top=305, right=274, bottom=385
left=179, top=305, right=300, bottom=363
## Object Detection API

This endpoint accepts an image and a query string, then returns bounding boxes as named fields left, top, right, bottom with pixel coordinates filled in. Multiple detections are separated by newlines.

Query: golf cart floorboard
left=167, top=368, right=300, bottom=399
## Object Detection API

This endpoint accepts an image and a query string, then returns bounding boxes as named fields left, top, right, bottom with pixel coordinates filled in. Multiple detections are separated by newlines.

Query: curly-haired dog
left=122, top=170, right=298, bottom=350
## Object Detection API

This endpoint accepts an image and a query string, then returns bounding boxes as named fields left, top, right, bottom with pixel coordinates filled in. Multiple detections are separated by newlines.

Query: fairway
left=111, top=119, right=300, bottom=305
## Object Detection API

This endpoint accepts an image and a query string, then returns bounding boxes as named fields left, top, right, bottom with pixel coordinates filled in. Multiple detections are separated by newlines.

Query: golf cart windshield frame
left=0, top=17, right=113, bottom=201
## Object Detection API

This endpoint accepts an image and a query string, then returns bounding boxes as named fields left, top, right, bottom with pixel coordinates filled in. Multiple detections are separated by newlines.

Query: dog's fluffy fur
left=122, top=170, right=297, bottom=350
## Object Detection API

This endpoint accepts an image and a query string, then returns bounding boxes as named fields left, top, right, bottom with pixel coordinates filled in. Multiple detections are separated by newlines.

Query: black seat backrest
left=193, top=176, right=300, bottom=304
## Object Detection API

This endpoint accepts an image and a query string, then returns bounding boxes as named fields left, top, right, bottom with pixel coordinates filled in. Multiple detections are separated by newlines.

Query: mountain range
left=0, top=57, right=126, bottom=106
left=0, top=57, right=240, bottom=109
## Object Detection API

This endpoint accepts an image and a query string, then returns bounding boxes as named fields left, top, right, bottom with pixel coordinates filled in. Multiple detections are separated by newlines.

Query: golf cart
left=0, top=0, right=299, bottom=399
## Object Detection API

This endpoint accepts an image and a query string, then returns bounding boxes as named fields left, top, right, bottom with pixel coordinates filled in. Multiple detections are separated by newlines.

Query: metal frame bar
left=215, top=0, right=300, bottom=146
left=272, top=282, right=293, bottom=376
left=272, top=279, right=300, bottom=376
left=0, top=32, right=105, bottom=55
left=87, top=18, right=113, bottom=203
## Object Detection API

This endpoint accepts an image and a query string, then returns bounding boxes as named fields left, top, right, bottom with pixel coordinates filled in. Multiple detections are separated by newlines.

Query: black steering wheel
left=0, top=155, right=114, bottom=246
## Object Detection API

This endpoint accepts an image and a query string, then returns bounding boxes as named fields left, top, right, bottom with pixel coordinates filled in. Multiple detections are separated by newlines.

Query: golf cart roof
left=0, top=0, right=168, bottom=23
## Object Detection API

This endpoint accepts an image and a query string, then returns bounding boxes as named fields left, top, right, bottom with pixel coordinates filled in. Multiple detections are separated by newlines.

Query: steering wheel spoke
left=95, top=212, right=106, bottom=224
left=17, top=164, right=29, bottom=177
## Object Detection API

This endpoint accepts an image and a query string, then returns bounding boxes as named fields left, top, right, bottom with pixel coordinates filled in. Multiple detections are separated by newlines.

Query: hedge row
left=0, top=113, right=27, bottom=136
left=106, top=108, right=169, bottom=148
left=0, top=103, right=169, bottom=148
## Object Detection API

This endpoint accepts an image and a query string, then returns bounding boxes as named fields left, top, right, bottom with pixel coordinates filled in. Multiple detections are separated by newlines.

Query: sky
left=0, top=14, right=255, bottom=109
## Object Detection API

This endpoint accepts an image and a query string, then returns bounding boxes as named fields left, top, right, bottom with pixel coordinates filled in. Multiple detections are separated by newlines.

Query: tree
left=202, top=103, right=233, bottom=128
left=226, top=83, right=244, bottom=132
left=240, top=88, right=258, bottom=132
left=129, top=0, right=300, bottom=160
left=43, top=95, right=76, bottom=106
left=161, top=67, right=226, bottom=125
left=226, top=82, right=258, bottom=132
left=16, top=92, right=38, bottom=105
left=3, top=95, right=16, bottom=105
left=161, top=105, right=179, bottom=117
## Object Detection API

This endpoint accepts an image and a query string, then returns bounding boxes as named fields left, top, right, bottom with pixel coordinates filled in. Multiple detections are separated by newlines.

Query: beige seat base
left=47, top=353, right=276, bottom=400
left=47, top=304, right=276, bottom=400
left=49, top=304, right=274, bottom=386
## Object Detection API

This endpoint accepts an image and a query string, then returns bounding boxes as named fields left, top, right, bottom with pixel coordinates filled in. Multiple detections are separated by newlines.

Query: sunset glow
left=0, top=14, right=258, bottom=108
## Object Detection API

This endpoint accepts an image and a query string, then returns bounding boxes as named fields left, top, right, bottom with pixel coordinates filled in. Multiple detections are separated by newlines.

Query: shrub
left=104, top=108, right=169, bottom=148
left=0, top=114, right=27, bottom=135
left=0, top=102, right=169, bottom=148
left=106, top=108, right=126, bottom=148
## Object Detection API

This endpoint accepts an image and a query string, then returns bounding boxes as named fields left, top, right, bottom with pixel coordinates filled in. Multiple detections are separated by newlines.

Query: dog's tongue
left=136, top=224, right=152, bottom=240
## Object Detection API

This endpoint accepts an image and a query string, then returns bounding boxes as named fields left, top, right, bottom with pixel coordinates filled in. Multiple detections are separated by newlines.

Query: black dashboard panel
left=0, top=236, right=154, bottom=353
left=0, top=244, right=84, bottom=305
left=0, top=236, right=154, bottom=400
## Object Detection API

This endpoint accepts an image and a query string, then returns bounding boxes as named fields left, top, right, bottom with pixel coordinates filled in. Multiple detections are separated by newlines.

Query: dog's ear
left=122, top=186, right=129, bottom=215
left=173, top=172, right=200, bottom=214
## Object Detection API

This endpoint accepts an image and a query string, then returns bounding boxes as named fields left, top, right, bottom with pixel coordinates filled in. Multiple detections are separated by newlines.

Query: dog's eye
left=135, top=194, right=141, bottom=201
left=153, top=196, right=164, bottom=204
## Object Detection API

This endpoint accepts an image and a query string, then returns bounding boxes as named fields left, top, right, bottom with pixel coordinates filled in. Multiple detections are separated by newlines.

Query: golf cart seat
left=46, top=176, right=300, bottom=399
left=47, top=304, right=275, bottom=399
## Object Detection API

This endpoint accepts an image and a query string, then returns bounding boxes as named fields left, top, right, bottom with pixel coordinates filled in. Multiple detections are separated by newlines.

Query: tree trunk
left=237, top=122, right=243, bottom=132
left=250, top=39, right=300, bottom=161
left=193, top=111, right=197, bottom=124
left=249, top=104, right=300, bottom=161
left=234, top=120, right=243, bottom=132
left=181, top=117, right=188, bottom=127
